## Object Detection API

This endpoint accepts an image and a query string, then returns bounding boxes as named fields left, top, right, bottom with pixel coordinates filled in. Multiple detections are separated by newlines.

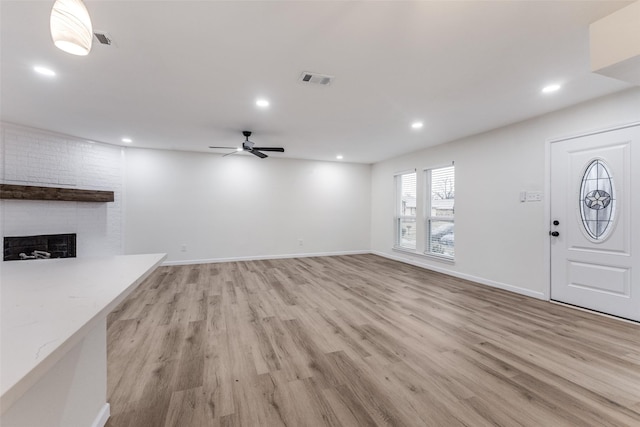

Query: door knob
left=549, top=231, right=560, bottom=237
left=553, top=220, right=560, bottom=226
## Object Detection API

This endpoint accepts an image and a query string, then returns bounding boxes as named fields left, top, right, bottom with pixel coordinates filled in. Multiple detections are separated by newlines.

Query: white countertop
left=0, top=253, right=166, bottom=413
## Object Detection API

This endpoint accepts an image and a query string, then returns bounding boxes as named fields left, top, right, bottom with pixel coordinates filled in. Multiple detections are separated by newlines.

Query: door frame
left=544, top=121, right=640, bottom=301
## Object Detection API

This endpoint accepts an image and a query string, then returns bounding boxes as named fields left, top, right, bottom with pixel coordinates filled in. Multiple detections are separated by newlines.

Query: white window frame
left=424, top=163, right=455, bottom=260
left=394, top=170, right=417, bottom=251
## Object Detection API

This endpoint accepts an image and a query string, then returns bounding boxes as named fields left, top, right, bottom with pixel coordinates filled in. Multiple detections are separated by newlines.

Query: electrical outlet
left=298, top=239, right=303, bottom=246
left=526, top=191, right=543, bottom=202
left=180, top=244, right=187, bottom=252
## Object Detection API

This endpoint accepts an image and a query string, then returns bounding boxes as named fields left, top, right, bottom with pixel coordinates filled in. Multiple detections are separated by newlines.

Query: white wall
left=0, top=124, right=124, bottom=258
left=3, top=87, right=637, bottom=294
left=124, top=148, right=371, bottom=263
left=371, top=87, right=640, bottom=298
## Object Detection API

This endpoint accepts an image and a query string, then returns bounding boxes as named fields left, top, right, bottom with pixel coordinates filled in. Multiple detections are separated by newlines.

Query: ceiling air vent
left=93, top=31, right=113, bottom=45
left=299, top=71, right=334, bottom=85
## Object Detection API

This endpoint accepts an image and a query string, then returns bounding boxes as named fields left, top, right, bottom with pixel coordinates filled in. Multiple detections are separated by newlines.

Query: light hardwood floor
left=105, top=254, right=640, bottom=426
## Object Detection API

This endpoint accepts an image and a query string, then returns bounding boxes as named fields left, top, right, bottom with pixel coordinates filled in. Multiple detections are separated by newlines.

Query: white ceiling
left=0, top=1, right=633, bottom=164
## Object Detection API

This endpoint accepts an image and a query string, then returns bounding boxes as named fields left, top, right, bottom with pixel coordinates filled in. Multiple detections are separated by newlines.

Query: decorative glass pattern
left=579, top=159, right=615, bottom=240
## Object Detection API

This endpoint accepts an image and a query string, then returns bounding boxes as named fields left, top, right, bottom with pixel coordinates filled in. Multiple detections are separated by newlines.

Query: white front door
left=550, top=124, right=640, bottom=322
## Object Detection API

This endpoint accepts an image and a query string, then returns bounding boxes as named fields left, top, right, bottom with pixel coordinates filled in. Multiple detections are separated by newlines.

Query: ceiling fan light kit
left=50, top=0, right=93, bottom=56
left=209, top=131, right=285, bottom=159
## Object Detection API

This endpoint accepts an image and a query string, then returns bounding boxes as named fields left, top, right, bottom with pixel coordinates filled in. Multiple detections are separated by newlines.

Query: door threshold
left=550, top=300, right=639, bottom=325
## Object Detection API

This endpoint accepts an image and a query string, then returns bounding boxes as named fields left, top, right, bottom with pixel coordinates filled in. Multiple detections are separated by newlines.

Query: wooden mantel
left=0, top=184, right=114, bottom=203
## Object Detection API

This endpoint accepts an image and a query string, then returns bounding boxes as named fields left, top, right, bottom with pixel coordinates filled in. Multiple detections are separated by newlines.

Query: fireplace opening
left=3, top=233, right=77, bottom=261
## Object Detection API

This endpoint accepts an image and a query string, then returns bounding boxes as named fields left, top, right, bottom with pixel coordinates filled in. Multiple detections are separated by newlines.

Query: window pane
left=395, top=171, right=417, bottom=250
left=399, top=172, right=417, bottom=216
left=579, top=159, right=615, bottom=240
left=428, top=220, right=454, bottom=257
left=426, top=165, right=455, bottom=258
left=431, top=166, right=454, bottom=217
left=398, top=217, right=417, bottom=250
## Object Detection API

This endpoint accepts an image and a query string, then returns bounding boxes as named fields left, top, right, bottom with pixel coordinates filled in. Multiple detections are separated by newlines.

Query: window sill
left=392, top=247, right=455, bottom=264
left=422, top=252, right=455, bottom=264
left=392, top=246, right=418, bottom=255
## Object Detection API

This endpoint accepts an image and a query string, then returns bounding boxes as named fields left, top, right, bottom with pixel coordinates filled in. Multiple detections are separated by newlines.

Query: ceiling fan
left=209, top=131, right=285, bottom=159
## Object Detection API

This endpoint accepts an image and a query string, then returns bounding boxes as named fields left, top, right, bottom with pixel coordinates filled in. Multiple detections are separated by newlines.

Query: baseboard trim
left=372, top=251, right=546, bottom=300
left=162, top=250, right=546, bottom=301
left=162, top=250, right=371, bottom=266
left=550, top=300, right=639, bottom=324
left=92, top=403, right=110, bottom=427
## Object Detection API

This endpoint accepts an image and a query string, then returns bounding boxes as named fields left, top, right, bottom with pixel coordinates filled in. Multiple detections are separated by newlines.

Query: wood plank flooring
left=105, top=254, right=640, bottom=426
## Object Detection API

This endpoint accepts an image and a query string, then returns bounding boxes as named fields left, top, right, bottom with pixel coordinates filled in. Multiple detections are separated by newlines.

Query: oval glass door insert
left=579, top=159, right=616, bottom=240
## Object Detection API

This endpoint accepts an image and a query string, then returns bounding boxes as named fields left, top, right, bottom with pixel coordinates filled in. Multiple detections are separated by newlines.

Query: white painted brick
left=1, top=123, right=124, bottom=257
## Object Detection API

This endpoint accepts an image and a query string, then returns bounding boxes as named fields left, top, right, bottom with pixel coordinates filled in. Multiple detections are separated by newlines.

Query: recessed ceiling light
left=121, top=137, right=132, bottom=143
left=256, top=99, right=270, bottom=108
left=34, top=66, right=56, bottom=77
left=411, top=122, right=424, bottom=129
left=336, top=155, right=343, bottom=160
left=542, top=84, right=561, bottom=94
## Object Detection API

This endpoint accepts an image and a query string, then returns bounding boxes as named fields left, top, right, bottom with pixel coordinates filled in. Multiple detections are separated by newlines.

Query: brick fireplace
left=3, top=233, right=77, bottom=261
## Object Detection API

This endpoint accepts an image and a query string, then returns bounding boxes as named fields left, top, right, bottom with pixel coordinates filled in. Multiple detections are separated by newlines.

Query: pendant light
left=50, top=0, right=93, bottom=56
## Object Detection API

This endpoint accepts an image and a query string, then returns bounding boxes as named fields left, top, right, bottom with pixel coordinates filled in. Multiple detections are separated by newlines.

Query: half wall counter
left=1, top=253, right=166, bottom=427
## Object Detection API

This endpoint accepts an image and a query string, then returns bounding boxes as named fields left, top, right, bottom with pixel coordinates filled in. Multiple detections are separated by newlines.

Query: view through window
left=395, top=171, right=417, bottom=250
left=426, top=165, right=455, bottom=258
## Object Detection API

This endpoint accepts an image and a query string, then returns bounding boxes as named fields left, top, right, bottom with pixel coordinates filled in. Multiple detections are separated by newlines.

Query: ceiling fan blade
left=252, top=147, right=284, bottom=152
left=250, top=150, right=268, bottom=159
left=222, top=150, right=239, bottom=157
left=209, top=146, right=238, bottom=149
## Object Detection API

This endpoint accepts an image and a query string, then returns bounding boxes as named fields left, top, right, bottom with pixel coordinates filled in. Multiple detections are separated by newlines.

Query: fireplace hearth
left=3, top=233, right=76, bottom=261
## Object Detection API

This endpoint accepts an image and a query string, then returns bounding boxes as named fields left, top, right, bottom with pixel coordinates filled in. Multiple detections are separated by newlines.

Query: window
left=395, top=171, right=417, bottom=250
left=579, top=159, right=615, bottom=241
left=426, top=165, right=455, bottom=258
